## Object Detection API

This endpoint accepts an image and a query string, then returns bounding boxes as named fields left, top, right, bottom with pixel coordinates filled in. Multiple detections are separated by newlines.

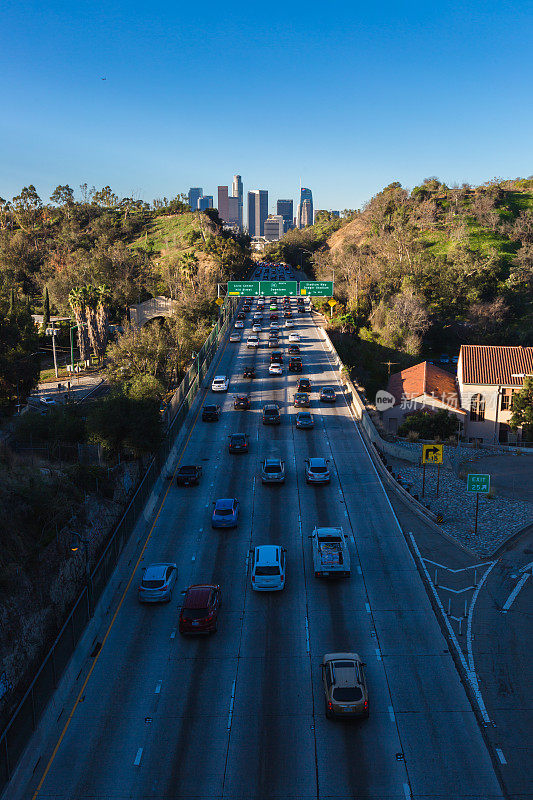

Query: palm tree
left=84, top=285, right=102, bottom=362
left=68, top=287, right=90, bottom=362
left=95, top=284, right=111, bottom=357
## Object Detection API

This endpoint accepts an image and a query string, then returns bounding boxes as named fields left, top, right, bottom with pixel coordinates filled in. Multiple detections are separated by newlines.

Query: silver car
left=138, top=563, right=177, bottom=603
left=261, top=458, right=286, bottom=483
left=305, top=457, right=331, bottom=484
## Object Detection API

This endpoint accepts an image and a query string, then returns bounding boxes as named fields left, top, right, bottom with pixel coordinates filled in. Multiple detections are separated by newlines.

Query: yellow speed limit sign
left=422, top=444, right=443, bottom=464
left=327, top=298, right=337, bottom=307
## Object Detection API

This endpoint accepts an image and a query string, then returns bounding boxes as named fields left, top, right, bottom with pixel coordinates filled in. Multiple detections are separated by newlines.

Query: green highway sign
left=227, top=281, right=261, bottom=296
left=259, top=280, right=298, bottom=296
left=467, top=473, right=490, bottom=494
left=299, top=280, right=334, bottom=297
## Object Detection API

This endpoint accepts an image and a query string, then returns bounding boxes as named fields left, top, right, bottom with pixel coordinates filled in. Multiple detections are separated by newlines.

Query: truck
left=311, top=527, right=350, bottom=578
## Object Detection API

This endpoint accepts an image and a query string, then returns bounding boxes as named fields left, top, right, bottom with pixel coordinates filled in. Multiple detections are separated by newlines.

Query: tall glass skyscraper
left=247, top=190, right=268, bottom=236
left=188, top=187, right=203, bottom=211
left=232, top=175, right=243, bottom=229
left=277, top=199, right=294, bottom=233
left=297, top=187, right=313, bottom=228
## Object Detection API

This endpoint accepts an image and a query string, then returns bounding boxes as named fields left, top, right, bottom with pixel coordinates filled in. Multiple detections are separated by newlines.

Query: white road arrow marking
left=502, top=573, right=531, bottom=613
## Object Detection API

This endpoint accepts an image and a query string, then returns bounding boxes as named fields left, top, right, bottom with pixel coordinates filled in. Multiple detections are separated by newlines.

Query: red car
left=179, top=584, right=221, bottom=634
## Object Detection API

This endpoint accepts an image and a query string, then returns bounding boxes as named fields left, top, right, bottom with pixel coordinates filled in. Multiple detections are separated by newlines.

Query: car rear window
left=179, top=467, right=196, bottom=475
left=332, top=687, right=363, bottom=702
left=312, top=466, right=327, bottom=473
left=216, top=508, right=232, bottom=516
left=181, top=608, right=208, bottom=620
left=142, top=579, right=164, bottom=589
left=204, top=406, right=216, bottom=412
left=265, top=464, right=280, bottom=473
left=255, top=566, right=280, bottom=576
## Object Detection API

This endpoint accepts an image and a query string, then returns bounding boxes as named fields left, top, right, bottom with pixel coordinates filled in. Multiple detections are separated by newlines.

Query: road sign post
left=466, top=474, right=490, bottom=536
left=327, top=298, right=337, bottom=319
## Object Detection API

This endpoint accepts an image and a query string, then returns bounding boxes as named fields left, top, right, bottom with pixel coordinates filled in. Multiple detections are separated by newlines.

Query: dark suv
left=289, top=357, right=303, bottom=373
left=202, top=404, right=220, bottom=421
left=262, top=403, right=281, bottom=425
left=179, top=585, right=221, bottom=634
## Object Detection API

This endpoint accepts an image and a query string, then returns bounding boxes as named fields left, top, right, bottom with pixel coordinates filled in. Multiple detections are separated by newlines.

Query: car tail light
left=251, top=574, right=255, bottom=582
left=328, top=701, right=333, bottom=710
left=364, top=699, right=368, bottom=710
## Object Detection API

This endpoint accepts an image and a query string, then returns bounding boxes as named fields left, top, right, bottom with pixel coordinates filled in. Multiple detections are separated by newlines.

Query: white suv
left=211, top=375, right=229, bottom=392
left=251, top=545, right=286, bottom=591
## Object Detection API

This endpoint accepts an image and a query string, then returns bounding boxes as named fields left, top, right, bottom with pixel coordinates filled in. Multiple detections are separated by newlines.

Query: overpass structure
left=129, top=296, right=178, bottom=327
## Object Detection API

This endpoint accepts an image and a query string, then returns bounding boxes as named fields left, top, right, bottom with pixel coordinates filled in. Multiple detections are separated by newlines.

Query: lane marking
left=357, top=565, right=362, bottom=575
left=191, top=555, right=196, bottom=562
left=518, top=560, right=533, bottom=574
left=495, top=747, right=507, bottom=765
left=227, top=679, right=236, bottom=730
left=134, top=747, right=143, bottom=766
left=502, top=572, right=530, bottom=612
left=388, top=704, right=395, bottom=722
left=170, top=628, right=176, bottom=639
left=155, top=681, right=162, bottom=694
left=365, top=602, right=371, bottom=613
left=305, top=615, right=310, bottom=654
left=403, top=783, right=411, bottom=799
left=375, top=648, right=382, bottom=661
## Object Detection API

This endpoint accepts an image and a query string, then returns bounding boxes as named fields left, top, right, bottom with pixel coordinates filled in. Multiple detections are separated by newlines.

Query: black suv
left=262, top=404, right=281, bottom=425
left=202, top=404, right=221, bottom=422
left=289, top=357, right=303, bottom=373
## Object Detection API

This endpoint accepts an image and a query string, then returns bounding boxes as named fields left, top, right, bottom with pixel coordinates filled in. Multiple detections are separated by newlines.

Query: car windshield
left=332, top=687, right=363, bottom=702
left=255, top=566, right=280, bottom=576
left=312, top=466, right=327, bottom=473
left=142, top=579, right=164, bottom=589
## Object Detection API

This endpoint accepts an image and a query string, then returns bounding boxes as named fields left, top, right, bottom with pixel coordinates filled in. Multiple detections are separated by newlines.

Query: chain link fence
left=0, top=297, right=237, bottom=793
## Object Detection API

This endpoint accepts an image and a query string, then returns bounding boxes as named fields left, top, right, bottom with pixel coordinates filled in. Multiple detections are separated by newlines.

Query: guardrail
left=0, top=296, right=237, bottom=793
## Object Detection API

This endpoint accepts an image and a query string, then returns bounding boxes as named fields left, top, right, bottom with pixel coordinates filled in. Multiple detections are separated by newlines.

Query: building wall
left=188, top=188, right=203, bottom=211
left=257, top=190, right=268, bottom=236
left=247, top=191, right=257, bottom=236
left=277, top=199, right=293, bottom=233
left=198, top=196, right=213, bottom=211
left=227, top=196, right=240, bottom=226
left=232, top=175, right=243, bottom=227
left=459, top=382, right=520, bottom=443
left=217, top=186, right=229, bottom=222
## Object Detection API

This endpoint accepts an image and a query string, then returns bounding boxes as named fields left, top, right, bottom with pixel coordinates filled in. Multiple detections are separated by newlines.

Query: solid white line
left=134, top=747, right=143, bottom=766
left=365, top=602, right=371, bottom=613
left=518, top=560, right=533, bottom=574
left=155, top=680, right=162, bottom=694
left=357, top=565, right=362, bottom=575
left=344, top=509, right=348, bottom=518
left=191, top=555, right=195, bottom=561
left=502, top=573, right=530, bottom=612
left=403, top=782, right=411, bottom=799
left=375, top=647, right=382, bottom=661
left=495, top=747, right=507, bottom=765
left=388, top=704, right=395, bottom=722
left=305, top=615, right=310, bottom=653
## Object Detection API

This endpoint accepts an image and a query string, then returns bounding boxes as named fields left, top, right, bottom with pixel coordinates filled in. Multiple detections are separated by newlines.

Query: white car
left=285, top=320, right=294, bottom=328
left=247, top=336, right=259, bottom=348
left=235, top=320, right=244, bottom=329
left=288, top=333, right=300, bottom=343
left=305, top=457, right=331, bottom=484
left=254, top=313, right=262, bottom=321
left=252, top=323, right=261, bottom=333
left=251, top=545, right=286, bottom=591
left=39, top=396, right=57, bottom=407
left=230, top=333, right=241, bottom=343
left=270, top=322, right=279, bottom=330
left=211, top=375, right=229, bottom=392
left=269, top=363, right=282, bottom=375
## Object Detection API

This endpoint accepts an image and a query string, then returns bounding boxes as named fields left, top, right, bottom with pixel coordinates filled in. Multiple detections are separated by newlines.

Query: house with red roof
left=382, top=346, right=533, bottom=443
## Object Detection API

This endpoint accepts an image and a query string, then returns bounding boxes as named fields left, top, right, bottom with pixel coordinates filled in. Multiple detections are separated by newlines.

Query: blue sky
left=1, top=0, right=532, bottom=212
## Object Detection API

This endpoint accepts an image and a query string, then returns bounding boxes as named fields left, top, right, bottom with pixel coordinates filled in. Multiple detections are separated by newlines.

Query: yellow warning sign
left=215, top=297, right=224, bottom=306
left=422, top=444, right=443, bottom=464
left=327, top=298, right=337, bottom=307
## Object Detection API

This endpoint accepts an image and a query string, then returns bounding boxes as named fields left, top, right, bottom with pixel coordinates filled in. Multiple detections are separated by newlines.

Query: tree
left=398, top=410, right=458, bottom=439
left=50, top=185, right=74, bottom=207
left=84, top=285, right=103, bottom=361
left=95, top=284, right=111, bottom=356
left=87, top=388, right=162, bottom=459
left=0, top=298, right=40, bottom=408
left=11, top=185, right=43, bottom=235
left=68, top=287, right=90, bottom=362
left=510, top=377, right=533, bottom=437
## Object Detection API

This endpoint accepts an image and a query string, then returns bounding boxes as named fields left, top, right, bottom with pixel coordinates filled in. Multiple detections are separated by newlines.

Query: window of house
left=470, top=394, right=485, bottom=422
left=501, top=390, right=511, bottom=411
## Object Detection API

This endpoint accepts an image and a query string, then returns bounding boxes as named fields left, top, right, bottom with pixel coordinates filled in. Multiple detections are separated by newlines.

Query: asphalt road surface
left=7, top=291, right=504, bottom=799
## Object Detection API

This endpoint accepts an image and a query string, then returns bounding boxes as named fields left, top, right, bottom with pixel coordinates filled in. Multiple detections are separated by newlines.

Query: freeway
left=6, top=278, right=504, bottom=799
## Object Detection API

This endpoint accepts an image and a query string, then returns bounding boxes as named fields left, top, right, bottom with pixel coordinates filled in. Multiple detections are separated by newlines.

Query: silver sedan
left=138, top=563, right=178, bottom=603
left=261, top=458, right=286, bottom=483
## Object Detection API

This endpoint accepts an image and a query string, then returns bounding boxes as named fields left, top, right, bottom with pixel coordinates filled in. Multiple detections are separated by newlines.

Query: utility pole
left=51, top=321, right=58, bottom=378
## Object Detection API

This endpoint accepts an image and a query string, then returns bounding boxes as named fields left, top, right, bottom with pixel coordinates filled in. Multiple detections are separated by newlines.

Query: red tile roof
left=387, top=362, right=462, bottom=411
left=459, top=345, right=533, bottom=386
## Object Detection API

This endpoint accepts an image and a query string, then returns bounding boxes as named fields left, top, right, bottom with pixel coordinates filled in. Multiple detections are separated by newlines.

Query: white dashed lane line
left=155, top=681, right=162, bottom=694
left=495, top=747, right=507, bottom=765
left=134, top=747, right=143, bottom=766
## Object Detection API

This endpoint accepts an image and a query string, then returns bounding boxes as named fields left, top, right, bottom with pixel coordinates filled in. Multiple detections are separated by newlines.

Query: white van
left=251, top=545, right=286, bottom=591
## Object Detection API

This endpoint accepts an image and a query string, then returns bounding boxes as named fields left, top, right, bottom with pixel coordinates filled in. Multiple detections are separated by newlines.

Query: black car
left=288, top=345, right=301, bottom=355
left=243, top=366, right=256, bottom=379
left=229, top=432, right=249, bottom=453
left=320, top=386, right=337, bottom=403
left=236, top=312, right=245, bottom=320
left=234, top=394, right=251, bottom=410
left=176, top=465, right=203, bottom=486
left=270, top=351, right=283, bottom=363
left=288, top=357, right=303, bottom=373
left=202, top=404, right=221, bottom=421
left=262, top=403, right=281, bottom=425
left=298, top=378, right=312, bottom=393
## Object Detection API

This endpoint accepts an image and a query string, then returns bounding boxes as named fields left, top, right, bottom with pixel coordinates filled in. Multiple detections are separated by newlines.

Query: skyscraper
left=188, top=187, right=203, bottom=211
left=296, top=187, right=313, bottom=228
left=232, top=174, right=243, bottom=228
left=247, top=190, right=268, bottom=236
left=247, top=191, right=257, bottom=236
left=264, top=215, right=284, bottom=241
left=198, top=195, right=213, bottom=211
left=227, top=196, right=240, bottom=226
left=277, top=199, right=293, bottom=233
left=300, top=199, right=313, bottom=228
left=217, top=186, right=229, bottom=222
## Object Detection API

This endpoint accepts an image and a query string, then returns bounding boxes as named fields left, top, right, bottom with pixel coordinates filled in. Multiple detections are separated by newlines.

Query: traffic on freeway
left=7, top=263, right=504, bottom=800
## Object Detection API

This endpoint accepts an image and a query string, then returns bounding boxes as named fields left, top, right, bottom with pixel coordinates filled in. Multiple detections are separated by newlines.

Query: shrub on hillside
left=398, top=409, right=458, bottom=440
